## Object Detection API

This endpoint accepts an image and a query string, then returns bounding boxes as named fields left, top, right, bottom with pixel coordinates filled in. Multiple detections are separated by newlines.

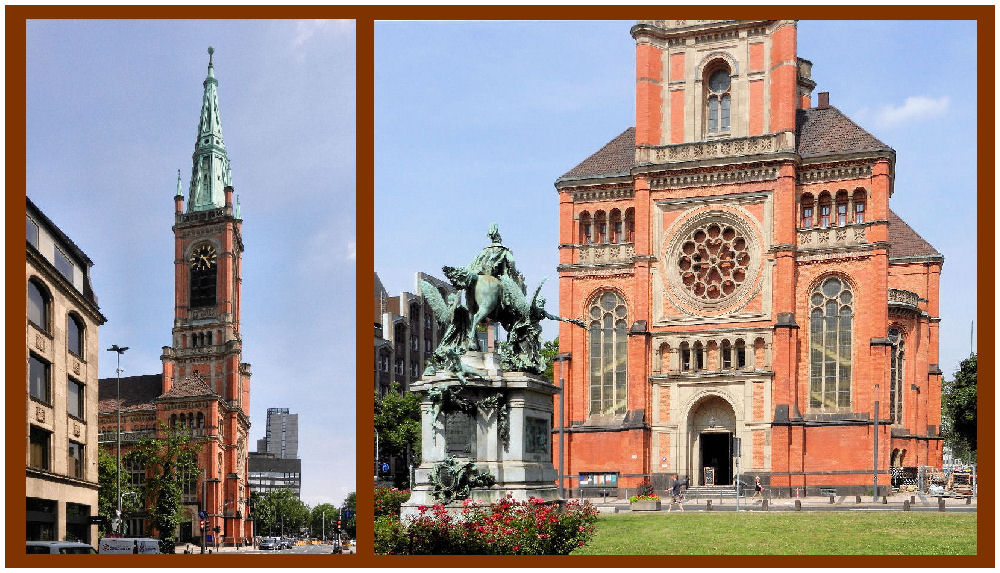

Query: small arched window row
left=799, top=189, right=867, bottom=229
left=190, top=331, right=215, bottom=348
left=661, top=336, right=767, bottom=374
left=579, top=208, right=635, bottom=245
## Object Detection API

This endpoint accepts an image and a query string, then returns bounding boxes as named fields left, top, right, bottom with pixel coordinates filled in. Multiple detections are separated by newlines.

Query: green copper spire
left=175, top=169, right=182, bottom=197
left=187, top=46, right=232, bottom=212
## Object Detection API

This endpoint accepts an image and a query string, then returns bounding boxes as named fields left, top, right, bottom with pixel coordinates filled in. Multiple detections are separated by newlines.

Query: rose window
left=677, top=222, right=751, bottom=301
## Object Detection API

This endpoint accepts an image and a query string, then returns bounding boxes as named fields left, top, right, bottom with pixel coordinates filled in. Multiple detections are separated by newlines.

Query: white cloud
left=293, top=20, right=330, bottom=48
left=872, top=95, right=950, bottom=128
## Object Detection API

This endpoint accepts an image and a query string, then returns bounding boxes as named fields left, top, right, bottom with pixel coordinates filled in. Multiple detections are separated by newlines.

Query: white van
left=97, top=537, right=161, bottom=554
left=26, top=541, right=97, bottom=554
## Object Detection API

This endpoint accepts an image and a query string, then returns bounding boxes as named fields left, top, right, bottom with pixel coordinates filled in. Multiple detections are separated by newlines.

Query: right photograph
left=373, top=20, right=978, bottom=556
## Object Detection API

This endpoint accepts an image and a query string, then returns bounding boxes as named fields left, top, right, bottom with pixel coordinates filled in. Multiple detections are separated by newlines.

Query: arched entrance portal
left=688, top=395, right=737, bottom=486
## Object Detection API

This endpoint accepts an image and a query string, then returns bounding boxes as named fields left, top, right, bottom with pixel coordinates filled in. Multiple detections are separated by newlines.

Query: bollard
left=966, top=496, right=972, bottom=505
left=855, top=495, right=862, bottom=503
left=762, top=499, right=768, bottom=511
left=794, top=499, right=801, bottom=511
left=938, top=498, right=946, bottom=512
left=829, top=495, right=835, bottom=504
left=910, top=495, right=915, bottom=504
left=706, top=499, right=713, bottom=511
left=903, top=500, right=910, bottom=511
left=882, top=496, right=888, bottom=504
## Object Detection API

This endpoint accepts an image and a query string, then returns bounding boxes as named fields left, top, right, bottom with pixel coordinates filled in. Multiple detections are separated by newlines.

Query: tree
left=541, top=337, right=560, bottom=382
left=310, top=503, right=339, bottom=540
left=341, top=492, right=356, bottom=538
left=96, top=447, right=142, bottom=537
left=254, top=488, right=309, bottom=537
left=373, top=383, right=421, bottom=488
left=129, top=424, right=202, bottom=552
left=942, top=353, right=977, bottom=463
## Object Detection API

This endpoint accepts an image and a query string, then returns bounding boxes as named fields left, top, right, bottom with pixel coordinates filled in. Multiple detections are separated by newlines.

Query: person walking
left=667, top=474, right=685, bottom=512
left=751, top=476, right=763, bottom=502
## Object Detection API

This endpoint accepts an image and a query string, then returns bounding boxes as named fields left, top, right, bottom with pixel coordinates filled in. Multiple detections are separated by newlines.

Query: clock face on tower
left=189, top=244, right=218, bottom=271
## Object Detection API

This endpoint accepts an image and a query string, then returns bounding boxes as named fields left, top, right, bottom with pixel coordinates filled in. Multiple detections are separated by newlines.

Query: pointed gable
left=796, top=106, right=893, bottom=159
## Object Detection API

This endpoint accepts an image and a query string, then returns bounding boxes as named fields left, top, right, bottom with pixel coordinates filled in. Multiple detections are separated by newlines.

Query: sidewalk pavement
left=579, top=492, right=977, bottom=512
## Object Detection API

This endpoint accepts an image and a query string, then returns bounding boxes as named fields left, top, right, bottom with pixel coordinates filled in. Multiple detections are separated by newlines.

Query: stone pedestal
left=400, top=352, right=560, bottom=520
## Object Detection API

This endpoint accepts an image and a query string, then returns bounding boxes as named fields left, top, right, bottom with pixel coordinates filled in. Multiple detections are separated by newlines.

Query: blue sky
left=25, top=19, right=357, bottom=508
left=374, top=20, right=978, bottom=380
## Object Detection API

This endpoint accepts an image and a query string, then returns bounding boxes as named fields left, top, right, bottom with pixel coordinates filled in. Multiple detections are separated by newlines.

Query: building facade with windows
left=97, top=50, right=253, bottom=545
left=26, top=198, right=107, bottom=543
left=555, top=20, right=943, bottom=496
left=374, top=272, right=451, bottom=395
left=247, top=452, right=302, bottom=498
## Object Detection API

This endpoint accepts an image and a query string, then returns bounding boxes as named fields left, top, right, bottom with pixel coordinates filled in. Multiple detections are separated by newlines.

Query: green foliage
left=374, top=486, right=411, bottom=518
left=96, top=447, right=143, bottom=537
left=129, top=424, right=202, bottom=552
left=254, top=488, right=310, bottom=537
left=942, top=353, right=977, bottom=463
left=342, top=491, right=357, bottom=538
left=541, top=337, right=560, bottom=382
left=310, top=503, right=340, bottom=539
left=636, top=479, right=655, bottom=497
left=574, top=512, right=977, bottom=555
left=374, top=515, right=407, bottom=555
left=374, top=496, right=599, bottom=555
left=374, top=383, right=421, bottom=488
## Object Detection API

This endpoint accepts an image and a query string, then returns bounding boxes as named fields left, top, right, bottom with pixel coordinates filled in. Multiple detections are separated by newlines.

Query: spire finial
left=176, top=169, right=182, bottom=196
left=208, top=46, right=214, bottom=66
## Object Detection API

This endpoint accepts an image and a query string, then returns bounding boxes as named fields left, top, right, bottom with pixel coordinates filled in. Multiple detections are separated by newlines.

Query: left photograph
left=24, top=20, right=356, bottom=554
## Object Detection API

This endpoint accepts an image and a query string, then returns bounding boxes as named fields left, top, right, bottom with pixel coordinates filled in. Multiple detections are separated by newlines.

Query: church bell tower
left=160, top=47, right=252, bottom=544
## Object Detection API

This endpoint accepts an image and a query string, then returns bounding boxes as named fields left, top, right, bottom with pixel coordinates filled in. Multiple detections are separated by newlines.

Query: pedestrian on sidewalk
left=667, top=474, right=685, bottom=512
left=752, top=476, right=763, bottom=502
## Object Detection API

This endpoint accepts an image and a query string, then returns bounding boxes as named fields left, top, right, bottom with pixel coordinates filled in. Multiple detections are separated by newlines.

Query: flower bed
left=375, top=486, right=411, bottom=519
left=374, top=495, right=599, bottom=555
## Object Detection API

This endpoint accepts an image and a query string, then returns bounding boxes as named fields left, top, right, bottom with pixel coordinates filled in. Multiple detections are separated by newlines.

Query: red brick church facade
left=554, top=20, right=943, bottom=496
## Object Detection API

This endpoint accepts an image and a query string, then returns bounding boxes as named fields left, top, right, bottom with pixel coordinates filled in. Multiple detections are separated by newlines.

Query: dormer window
left=706, top=67, right=732, bottom=135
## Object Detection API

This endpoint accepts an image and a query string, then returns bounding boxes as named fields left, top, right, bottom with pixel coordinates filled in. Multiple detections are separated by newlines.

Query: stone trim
left=636, top=133, right=791, bottom=165
left=571, top=185, right=635, bottom=203
left=796, top=164, right=873, bottom=185
left=650, top=166, right=779, bottom=189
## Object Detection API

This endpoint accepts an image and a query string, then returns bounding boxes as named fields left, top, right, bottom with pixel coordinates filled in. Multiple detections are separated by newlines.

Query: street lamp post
left=553, top=353, right=572, bottom=500
left=873, top=383, right=880, bottom=503
left=374, top=428, right=379, bottom=481
left=107, top=344, right=128, bottom=533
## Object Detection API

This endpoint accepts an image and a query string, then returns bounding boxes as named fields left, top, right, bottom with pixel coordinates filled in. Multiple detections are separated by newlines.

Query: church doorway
left=688, top=394, right=737, bottom=486
left=699, top=432, right=733, bottom=486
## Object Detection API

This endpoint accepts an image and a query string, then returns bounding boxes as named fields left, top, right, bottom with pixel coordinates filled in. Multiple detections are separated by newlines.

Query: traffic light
left=214, top=526, right=222, bottom=533
left=337, top=520, right=341, bottom=528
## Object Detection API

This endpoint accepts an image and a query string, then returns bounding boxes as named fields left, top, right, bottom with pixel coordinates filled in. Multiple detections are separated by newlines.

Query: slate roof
left=156, top=375, right=218, bottom=401
left=795, top=106, right=893, bottom=159
left=887, top=209, right=942, bottom=260
left=98, top=374, right=162, bottom=414
left=559, top=128, right=635, bottom=180
left=557, top=107, right=893, bottom=180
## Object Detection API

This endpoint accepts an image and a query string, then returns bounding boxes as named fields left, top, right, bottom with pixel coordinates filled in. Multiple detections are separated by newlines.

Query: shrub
left=375, top=486, right=411, bottom=519
left=374, top=515, right=407, bottom=554
left=636, top=479, right=655, bottom=497
left=375, top=495, right=599, bottom=555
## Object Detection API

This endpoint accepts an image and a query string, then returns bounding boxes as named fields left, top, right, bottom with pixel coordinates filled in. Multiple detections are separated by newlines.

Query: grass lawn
left=573, top=511, right=977, bottom=555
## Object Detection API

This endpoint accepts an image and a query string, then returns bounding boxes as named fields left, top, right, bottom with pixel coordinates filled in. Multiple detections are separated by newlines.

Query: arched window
left=28, top=279, right=50, bottom=331
left=680, top=341, right=692, bottom=372
left=835, top=190, right=849, bottom=227
left=853, top=189, right=866, bottom=224
left=594, top=211, right=607, bottom=244
left=197, top=412, right=205, bottom=428
left=818, top=192, right=832, bottom=228
left=721, top=339, right=732, bottom=369
left=170, top=414, right=178, bottom=427
left=189, top=243, right=218, bottom=308
left=588, top=291, right=628, bottom=416
left=624, top=208, right=635, bottom=242
left=609, top=209, right=623, bottom=244
left=693, top=341, right=705, bottom=370
left=735, top=339, right=747, bottom=369
left=800, top=193, right=814, bottom=229
left=67, top=313, right=85, bottom=357
left=809, top=276, right=853, bottom=410
left=579, top=212, right=592, bottom=244
left=705, top=65, right=732, bottom=134
left=888, top=328, right=905, bottom=423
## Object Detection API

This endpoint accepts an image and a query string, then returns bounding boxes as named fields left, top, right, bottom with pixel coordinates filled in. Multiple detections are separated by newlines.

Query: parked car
left=280, top=537, right=293, bottom=549
left=97, top=538, right=161, bottom=554
left=26, top=541, right=97, bottom=554
left=259, top=537, right=278, bottom=550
